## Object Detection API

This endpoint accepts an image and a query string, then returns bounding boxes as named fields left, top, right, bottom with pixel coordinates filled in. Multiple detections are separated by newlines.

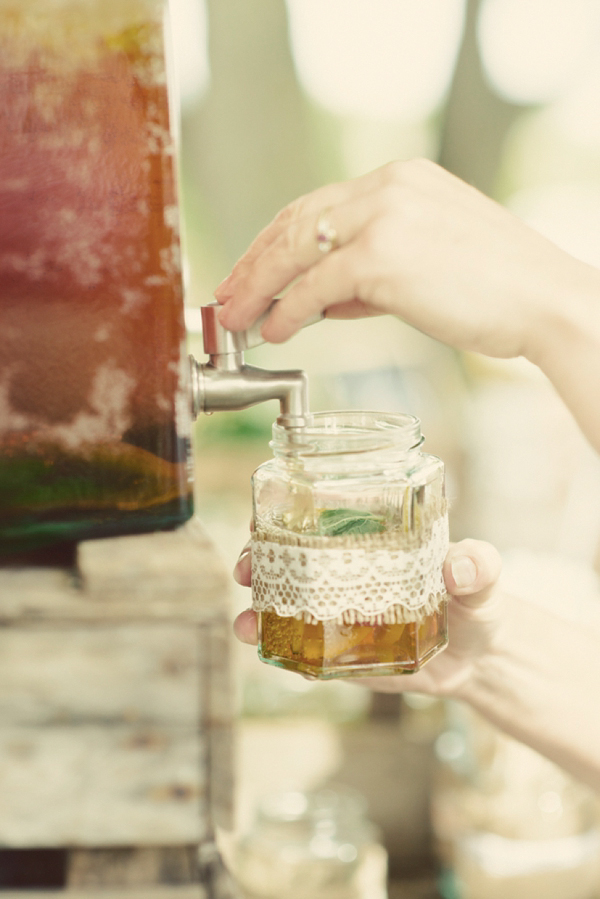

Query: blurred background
left=171, top=0, right=600, bottom=895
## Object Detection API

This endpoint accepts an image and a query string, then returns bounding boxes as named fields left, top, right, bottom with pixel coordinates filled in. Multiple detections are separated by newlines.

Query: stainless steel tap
left=189, top=302, right=318, bottom=427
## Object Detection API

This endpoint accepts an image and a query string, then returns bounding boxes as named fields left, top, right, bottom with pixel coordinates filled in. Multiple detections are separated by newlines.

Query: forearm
left=525, top=256, right=600, bottom=454
left=456, top=589, right=600, bottom=791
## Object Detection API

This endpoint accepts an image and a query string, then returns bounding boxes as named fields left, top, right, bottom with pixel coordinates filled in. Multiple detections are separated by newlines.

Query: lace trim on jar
left=251, top=513, right=449, bottom=625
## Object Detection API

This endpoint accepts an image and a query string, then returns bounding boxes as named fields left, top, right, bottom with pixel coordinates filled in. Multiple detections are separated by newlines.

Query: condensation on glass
left=0, top=0, right=193, bottom=554
left=251, top=411, right=449, bottom=679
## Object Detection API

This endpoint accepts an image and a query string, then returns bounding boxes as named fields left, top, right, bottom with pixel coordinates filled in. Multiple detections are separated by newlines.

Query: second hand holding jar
left=251, top=411, right=449, bottom=679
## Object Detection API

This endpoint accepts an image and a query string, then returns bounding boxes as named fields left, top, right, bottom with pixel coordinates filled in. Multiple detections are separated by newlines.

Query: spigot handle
left=189, top=301, right=316, bottom=424
left=201, top=301, right=322, bottom=356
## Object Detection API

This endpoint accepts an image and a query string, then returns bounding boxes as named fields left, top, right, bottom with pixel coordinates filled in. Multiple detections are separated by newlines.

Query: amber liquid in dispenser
left=252, top=413, right=450, bottom=680
left=0, top=0, right=193, bottom=553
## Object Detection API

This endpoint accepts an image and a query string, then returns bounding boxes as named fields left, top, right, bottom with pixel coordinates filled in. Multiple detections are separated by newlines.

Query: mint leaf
left=317, top=508, right=385, bottom=536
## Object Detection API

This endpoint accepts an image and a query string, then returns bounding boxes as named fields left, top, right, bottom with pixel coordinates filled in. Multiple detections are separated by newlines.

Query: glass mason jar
left=251, top=411, right=449, bottom=679
left=234, top=787, right=388, bottom=899
left=0, top=0, right=193, bottom=556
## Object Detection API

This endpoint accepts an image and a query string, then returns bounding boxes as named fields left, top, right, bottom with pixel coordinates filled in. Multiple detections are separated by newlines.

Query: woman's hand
left=215, top=158, right=580, bottom=362
left=232, top=536, right=503, bottom=699
left=233, top=537, right=600, bottom=791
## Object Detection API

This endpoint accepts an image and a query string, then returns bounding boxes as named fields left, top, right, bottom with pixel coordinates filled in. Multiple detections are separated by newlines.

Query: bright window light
left=285, top=0, right=466, bottom=121
left=169, top=0, right=210, bottom=108
left=553, top=57, right=600, bottom=149
left=509, top=183, right=600, bottom=269
left=478, top=0, right=600, bottom=105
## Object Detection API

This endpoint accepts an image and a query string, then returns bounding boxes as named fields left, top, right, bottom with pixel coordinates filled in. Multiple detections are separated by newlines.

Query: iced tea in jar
left=251, top=411, right=449, bottom=679
left=0, top=0, right=193, bottom=554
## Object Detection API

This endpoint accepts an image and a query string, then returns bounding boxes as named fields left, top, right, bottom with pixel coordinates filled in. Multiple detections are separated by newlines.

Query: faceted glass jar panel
left=257, top=603, right=448, bottom=679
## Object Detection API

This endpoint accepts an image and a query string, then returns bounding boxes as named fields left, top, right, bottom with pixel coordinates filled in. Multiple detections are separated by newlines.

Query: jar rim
left=272, top=410, right=422, bottom=457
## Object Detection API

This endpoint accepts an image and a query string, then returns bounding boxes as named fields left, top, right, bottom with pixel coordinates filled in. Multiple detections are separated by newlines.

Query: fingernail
left=233, top=541, right=252, bottom=579
left=217, top=304, right=231, bottom=326
left=451, top=556, right=477, bottom=589
left=237, top=542, right=251, bottom=562
left=214, top=274, right=233, bottom=296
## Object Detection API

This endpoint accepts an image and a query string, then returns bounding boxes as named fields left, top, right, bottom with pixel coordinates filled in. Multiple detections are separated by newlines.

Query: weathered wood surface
left=0, top=518, right=230, bottom=623
left=0, top=626, right=200, bottom=726
left=67, top=846, right=200, bottom=888
left=198, top=618, right=234, bottom=832
left=0, top=518, right=234, bottom=845
left=0, top=726, right=206, bottom=846
left=0, top=890, right=206, bottom=898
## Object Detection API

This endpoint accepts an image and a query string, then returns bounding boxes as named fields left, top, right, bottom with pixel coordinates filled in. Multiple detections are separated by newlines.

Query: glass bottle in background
left=251, top=410, right=449, bottom=679
left=0, top=0, right=193, bottom=555
left=233, top=787, right=388, bottom=899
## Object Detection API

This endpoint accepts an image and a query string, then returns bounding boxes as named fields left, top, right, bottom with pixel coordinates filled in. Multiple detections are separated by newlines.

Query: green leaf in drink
left=317, top=508, right=385, bottom=536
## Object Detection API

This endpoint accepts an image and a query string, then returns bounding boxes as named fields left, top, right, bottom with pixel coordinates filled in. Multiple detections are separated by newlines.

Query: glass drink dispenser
left=0, top=0, right=193, bottom=554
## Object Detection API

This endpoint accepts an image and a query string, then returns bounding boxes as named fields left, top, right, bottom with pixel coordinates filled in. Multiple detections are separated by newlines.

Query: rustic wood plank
left=0, top=518, right=231, bottom=624
left=198, top=621, right=234, bottom=832
left=0, top=626, right=200, bottom=727
left=0, top=726, right=207, bottom=846
left=0, top=521, right=234, bottom=853
left=0, top=567, right=81, bottom=618
left=77, top=518, right=229, bottom=611
left=66, top=846, right=199, bottom=888
left=0, top=889, right=206, bottom=898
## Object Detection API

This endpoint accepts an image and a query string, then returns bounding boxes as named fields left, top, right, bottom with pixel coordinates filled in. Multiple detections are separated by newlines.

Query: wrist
left=454, top=588, right=600, bottom=791
left=522, top=254, right=600, bottom=450
left=524, top=255, right=600, bottom=369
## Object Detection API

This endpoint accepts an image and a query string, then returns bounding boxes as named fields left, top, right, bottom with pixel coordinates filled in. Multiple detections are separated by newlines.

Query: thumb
left=444, top=538, right=503, bottom=608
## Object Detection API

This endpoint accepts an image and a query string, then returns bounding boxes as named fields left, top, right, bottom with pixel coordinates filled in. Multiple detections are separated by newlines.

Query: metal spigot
left=189, top=302, right=317, bottom=427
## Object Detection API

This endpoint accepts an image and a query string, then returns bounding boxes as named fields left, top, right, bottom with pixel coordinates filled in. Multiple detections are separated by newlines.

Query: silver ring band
left=316, top=208, right=338, bottom=253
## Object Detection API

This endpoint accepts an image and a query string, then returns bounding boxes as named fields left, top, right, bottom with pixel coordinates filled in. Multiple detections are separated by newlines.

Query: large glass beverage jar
left=251, top=411, right=449, bottom=679
left=0, top=0, right=193, bottom=554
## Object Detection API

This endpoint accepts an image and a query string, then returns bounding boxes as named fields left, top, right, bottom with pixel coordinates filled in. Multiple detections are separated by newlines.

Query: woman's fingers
left=233, top=538, right=257, bottom=645
left=218, top=180, right=351, bottom=279
left=213, top=157, right=557, bottom=364
left=216, top=215, right=361, bottom=337
left=233, top=609, right=258, bottom=645
left=218, top=165, right=390, bottom=281
left=215, top=168, right=395, bottom=332
left=219, top=193, right=385, bottom=332
left=233, top=540, right=252, bottom=587
left=346, top=540, right=504, bottom=694
left=232, top=534, right=504, bottom=687
left=444, top=538, right=503, bottom=606
left=260, top=246, right=365, bottom=342
left=215, top=186, right=350, bottom=327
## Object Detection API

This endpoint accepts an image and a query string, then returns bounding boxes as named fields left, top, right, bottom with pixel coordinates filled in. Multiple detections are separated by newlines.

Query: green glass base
left=0, top=495, right=194, bottom=558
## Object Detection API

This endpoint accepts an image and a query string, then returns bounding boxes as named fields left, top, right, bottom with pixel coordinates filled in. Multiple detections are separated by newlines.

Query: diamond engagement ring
left=316, top=208, right=338, bottom=253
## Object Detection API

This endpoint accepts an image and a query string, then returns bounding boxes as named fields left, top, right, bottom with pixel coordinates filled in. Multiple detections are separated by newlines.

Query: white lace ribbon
left=252, top=514, right=449, bottom=623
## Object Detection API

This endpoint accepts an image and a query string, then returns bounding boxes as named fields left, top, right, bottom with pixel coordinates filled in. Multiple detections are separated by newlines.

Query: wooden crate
left=0, top=519, right=235, bottom=893
left=0, top=892, right=205, bottom=899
